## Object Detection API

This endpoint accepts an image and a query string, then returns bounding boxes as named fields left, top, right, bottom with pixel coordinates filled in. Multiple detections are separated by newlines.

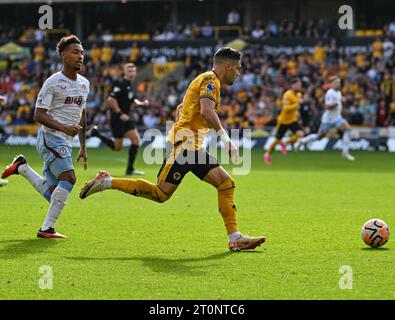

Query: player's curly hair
left=56, top=34, right=81, bottom=57
left=214, top=47, right=241, bottom=64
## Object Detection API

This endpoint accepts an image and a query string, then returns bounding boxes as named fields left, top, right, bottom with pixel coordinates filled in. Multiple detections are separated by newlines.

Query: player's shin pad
left=111, top=178, right=170, bottom=203
left=217, top=178, right=238, bottom=234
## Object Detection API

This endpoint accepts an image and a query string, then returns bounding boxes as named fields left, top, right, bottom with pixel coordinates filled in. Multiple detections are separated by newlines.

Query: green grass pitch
left=0, top=145, right=394, bottom=300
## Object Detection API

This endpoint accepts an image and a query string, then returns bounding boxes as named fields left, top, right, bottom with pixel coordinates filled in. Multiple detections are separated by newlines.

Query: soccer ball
left=361, top=219, right=390, bottom=248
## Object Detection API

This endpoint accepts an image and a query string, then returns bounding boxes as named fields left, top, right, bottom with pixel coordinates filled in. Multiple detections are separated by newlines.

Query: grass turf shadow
left=65, top=251, right=263, bottom=276
left=360, top=247, right=390, bottom=251
left=0, top=239, right=62, bottom=259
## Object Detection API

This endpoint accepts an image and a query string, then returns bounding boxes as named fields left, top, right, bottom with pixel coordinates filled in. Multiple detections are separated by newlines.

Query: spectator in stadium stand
left=182, top=24, right=193, bottom=39
left=14, top=100, right=30, bottom=125
left=34, top=29, right=45, bottom=42
left=90, top=43, right=101, bottom=64
left=143, top=110, right=159, bottom=129
left=387, top=20, right=395, bottom=36
left=0, top=95, right=11, bottom=134
left=200, top=20, right=214, bottom=38
left=266, top=20, right=279, bottom=37
left=376, top=100, right=388, bottom=127
left=388, top=101, right=395, bottom=126
left=227, top=8, right=240, bottom=25
left=327, top=38, right=340, bottom=63
left=316, top=18, right=328, bottom=38
left=162, top=29, right=176, bottom=41
left=101, top=29, right=114, bottom=42
left=299, top=92, right=314, bottom=133
left=129, top=42, right=140, bottom=63
left=293, top=20, right=304, bottom=37
left=278, top=20, right=289, bottom=37
left=89, top=23, right=104, bottom=41
left=152, top=30, right=162, bottom=40
left=33, top=42, right=45, bottom=63
left=380, top=72, right=395, bottom=103
left=313, top=41, right=327, bottom=64
left=100, top=42, right=113, bottom=64
left=1, top=32, right=395, bottom=133
left=305, top=19, right=316, bottom=38
left=382, top=38, right=395, bottom=62
left=372, top=37, right=383, bottom=61
left=251, top=21, right=266, bottom=40
left=174, top=25, right=185, bottom=40
left=0, top=96, right=5, bottom=109
left=349, top=102, right=364, bottom=126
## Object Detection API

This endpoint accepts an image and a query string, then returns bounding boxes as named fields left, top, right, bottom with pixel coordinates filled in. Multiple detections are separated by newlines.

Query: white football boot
left=80, top=171, right=111, bottom=199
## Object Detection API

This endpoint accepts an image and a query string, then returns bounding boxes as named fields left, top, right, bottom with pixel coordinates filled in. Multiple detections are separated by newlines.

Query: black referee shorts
left=110, top=113, right=136, bottom=138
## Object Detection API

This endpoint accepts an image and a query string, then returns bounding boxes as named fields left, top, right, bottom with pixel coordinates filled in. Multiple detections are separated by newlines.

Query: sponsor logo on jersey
left=59, top=146, right=68, bottom=154
left=206, top=82, right=215, bottom=93
left=65, top=96, right=84, bottom=106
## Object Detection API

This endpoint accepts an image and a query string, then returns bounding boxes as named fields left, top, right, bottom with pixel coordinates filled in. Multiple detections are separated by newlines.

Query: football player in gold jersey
left=264, top=78, right=304, bottom=165
left=80, top=47, right=266, bottom=252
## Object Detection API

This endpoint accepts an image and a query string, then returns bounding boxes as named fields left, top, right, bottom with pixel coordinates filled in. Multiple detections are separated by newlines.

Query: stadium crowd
left=0, top=19, right=336, bottom=43
left=1, top=36, right=395, bottom=135
left=2, top=18, right=395, bottom=44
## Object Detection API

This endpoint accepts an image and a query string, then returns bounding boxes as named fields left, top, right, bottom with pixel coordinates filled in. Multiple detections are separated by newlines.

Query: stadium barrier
left=1, top=127, right=393, bottom=152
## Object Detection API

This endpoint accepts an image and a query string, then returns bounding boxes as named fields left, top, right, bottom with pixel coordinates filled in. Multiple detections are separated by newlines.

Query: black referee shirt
left=108, top=78, right=135, bottom=114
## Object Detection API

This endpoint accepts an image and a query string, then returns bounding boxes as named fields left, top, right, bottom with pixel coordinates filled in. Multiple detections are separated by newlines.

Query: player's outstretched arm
left=34, top=108, right=82, bottom=136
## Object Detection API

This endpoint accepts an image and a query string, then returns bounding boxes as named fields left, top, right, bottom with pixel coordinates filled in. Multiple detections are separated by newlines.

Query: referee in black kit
left=89, top=63, right=149, bottom=175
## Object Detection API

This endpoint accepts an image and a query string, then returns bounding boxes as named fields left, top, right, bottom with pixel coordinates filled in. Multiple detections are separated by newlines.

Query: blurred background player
left=0, top=95, right=6, bottom=134
left=87, top=63, right=148, bottom=175
left=297, top=76, right=355, bottom=161
left=79, top=47, right=266, bottom=252
left=1, top=35, right=89, bottom=238
left=0, top=96, right=9, bottom=187
left=264, top=78, right=304, bottom=165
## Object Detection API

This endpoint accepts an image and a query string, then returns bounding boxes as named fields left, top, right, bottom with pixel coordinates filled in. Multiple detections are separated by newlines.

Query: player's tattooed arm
left=78, top=108, right=87, bottom=148
left=77, top=108, right=88, bottom=170
left=34, top=108, right=82, bottom=136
